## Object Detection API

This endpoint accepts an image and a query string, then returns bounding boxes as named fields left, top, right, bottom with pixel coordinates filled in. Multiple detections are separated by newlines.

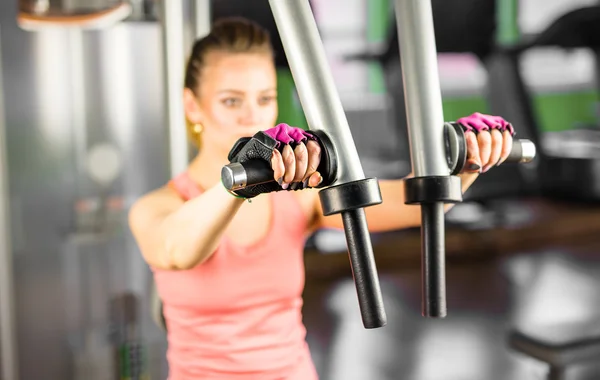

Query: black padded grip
left=222, top=130, right=337, bottom=191
left=225, top=131, right=281, bottom=198
left=241, top=160, right=275, bottom=187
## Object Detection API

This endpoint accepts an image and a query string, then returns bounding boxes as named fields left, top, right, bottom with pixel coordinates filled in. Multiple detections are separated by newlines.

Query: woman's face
left=184, top=51, right=278, bottom=156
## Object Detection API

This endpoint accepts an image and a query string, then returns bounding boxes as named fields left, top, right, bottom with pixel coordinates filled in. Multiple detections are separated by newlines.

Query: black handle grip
left=341, top=208, right=387, bottom=328
left=421, top=202, right=446, bottom=317
left=221, top=160, right=274, bottom=191
left=225, top=138, right=536, bottom=191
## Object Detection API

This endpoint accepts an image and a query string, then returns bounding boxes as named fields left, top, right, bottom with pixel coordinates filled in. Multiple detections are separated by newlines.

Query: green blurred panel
left=441, top=90, right=600, bottom=132
left=532, top=90, right=600, bottom=131
left=496, top=0, right=520, bottom=46
left=442, top=96, right=489, bottom=121
left=276, top=68, right=308, bottom=130
left=367, top=0, right=390, bottom=94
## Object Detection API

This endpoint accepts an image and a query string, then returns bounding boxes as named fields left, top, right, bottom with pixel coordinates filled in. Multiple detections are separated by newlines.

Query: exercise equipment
left=348, top=0, right=539, bottom=202
left=392, top=0, right=532, bottom=317
left=491, top=5, right=600, bottom=202
left=509, top=320, right=600, bottom=380
left=222, top=0, right=385, bottom=330
left=274, top=0, right=385, bottom=329
left=222, top=0, right=536, bottom=323
left=17, top=1, right=133, bottom=31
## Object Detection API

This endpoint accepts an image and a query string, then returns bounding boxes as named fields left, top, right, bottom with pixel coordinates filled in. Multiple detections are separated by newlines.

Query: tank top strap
left=168, top=172, right=203, bottom=201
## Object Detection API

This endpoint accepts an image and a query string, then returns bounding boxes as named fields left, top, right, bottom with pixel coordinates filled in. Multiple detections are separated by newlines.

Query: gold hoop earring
left=192, top=123, right=203, bottom=147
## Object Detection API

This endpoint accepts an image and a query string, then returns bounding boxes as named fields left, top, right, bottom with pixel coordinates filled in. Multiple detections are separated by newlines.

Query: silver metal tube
left=395, top=0, right=448, bottom=177
left=268, top=0, right=365, bottom=184
left=0, top=28, right=19, bottom=380
left=191, top=0, right=211, bottom=39
left=160, top=0, right=189, bottom=176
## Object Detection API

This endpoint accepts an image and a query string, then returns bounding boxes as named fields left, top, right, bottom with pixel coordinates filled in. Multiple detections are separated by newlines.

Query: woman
left=129, top=17, right=515, bottom=380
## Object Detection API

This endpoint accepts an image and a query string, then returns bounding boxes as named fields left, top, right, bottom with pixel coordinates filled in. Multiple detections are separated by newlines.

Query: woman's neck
left=187, top=147, right=229, bottom=190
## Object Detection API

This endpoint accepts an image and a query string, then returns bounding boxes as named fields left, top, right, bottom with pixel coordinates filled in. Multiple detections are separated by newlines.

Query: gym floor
left=301, top=199, right=600, bottom=380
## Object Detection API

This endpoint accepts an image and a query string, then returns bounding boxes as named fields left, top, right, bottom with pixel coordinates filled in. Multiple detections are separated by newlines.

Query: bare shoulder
left=128, top=186, right=184, bottom=233
left=292, top=188, right=321, bottom=230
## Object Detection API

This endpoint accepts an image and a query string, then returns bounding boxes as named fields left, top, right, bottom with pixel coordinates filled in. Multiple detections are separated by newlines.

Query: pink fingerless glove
left=456, top=112, right=515, bottom=136
left=263, top=123, right=317, bottom=148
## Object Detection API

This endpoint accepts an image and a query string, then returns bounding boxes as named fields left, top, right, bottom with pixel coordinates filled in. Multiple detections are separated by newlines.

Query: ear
left=183, top=88, right=203, bottom=124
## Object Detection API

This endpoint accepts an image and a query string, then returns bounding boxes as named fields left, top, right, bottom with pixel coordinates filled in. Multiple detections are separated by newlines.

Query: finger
left=467, top=119, right=490, bottom=133
left=304, top=140, right=322, bottom=181
left=483, top=129, right=503, bottom=173
left=293, top=142, right=308, bottom=183
left=281, top=144, right=296, bottom=187
left=307, top=171, right=323, bottom=188
left=477, top=131, right=492, bottom=169
left=490, top=115, right=509, bottom=128
left=497, top=130, right=514, bottom=166
left=271, top=149, right=285, bottom=183
left=464, top=132, right=482, bottom=173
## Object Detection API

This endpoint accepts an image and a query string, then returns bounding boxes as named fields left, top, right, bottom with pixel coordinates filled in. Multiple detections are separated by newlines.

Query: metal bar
left=395, top=0, right=448, bottom=178
left=191, top=0, right=211, bottom=39
left=268, top=0, right=387, bottom=329
left=395, top=0, right=449, bottom=317
left=159, top=0, right=189, bottom=176
left=0, top=26, right=19, bottom=380
left=268, top=0, right=365, bottom=185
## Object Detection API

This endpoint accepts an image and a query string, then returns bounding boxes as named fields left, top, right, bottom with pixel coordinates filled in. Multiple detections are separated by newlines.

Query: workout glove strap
left=226, top=124, right=324, bottom=199
left=456, top=112, right=516, bottom=136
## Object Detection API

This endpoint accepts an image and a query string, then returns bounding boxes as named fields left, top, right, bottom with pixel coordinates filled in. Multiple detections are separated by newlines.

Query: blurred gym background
left=2, top=0, right=600, bottom=379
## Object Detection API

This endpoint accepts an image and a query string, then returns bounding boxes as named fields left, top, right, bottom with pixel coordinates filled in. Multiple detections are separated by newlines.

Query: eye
left=258, top=95, right=276, bottom=106
left=222, top=98, right=242, bottom=108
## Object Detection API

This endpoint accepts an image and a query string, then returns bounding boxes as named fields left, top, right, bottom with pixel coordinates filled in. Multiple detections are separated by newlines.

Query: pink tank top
left=153, top=172, right=319, bottom=380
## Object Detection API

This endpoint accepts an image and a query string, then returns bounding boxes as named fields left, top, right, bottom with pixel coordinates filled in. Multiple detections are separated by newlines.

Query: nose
left=239, top=102, right=261, bottom=126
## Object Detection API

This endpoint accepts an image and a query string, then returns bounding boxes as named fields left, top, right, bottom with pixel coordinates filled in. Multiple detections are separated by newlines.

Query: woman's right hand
left=226, top=123, right=325, bottom=198
left=271, top=139, right=322, bottom=190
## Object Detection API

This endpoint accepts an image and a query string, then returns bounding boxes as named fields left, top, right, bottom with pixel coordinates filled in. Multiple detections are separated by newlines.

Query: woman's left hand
left=456, top=112, right=515, bottom=174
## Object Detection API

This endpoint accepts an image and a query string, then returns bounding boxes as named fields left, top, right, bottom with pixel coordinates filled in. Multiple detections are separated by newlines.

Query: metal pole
left=191, top=0, right=211, bottom=39
left=159, top=0, right=189, bottom=176
left=395, top=0, right=453, bottom=318
left=269, top=0, right=386, bottom=329
left=268, top=0, right=365, bottom=184
left=0, top=27, right=19, bottom=380
left=395, top=0, right=447, bottom=178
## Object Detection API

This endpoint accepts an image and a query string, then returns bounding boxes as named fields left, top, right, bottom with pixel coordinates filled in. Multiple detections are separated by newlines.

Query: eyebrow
left=217, top=88, right=277, bottom=95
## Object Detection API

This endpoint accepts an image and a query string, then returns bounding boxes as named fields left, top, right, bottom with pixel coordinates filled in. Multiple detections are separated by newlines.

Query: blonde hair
left=185, top=17, right=274, bottom=95
left=184, top=17, right=275, bottom=147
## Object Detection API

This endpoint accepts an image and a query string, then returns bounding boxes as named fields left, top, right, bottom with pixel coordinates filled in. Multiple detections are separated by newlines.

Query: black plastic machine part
left=406, top=122, right=536, bottom=317
left=222, top=124, right=535, bottom=321
left=318, top=177, right=384, bottom=329
left=221, top=130, right=386, bottom=328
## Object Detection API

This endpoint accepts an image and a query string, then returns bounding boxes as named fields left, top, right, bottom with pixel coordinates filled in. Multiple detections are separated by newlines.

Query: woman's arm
left=315, top=172, right=478, bottom=232
left=313, top=113, right=514, bottom=233
left=129, top=125, right=325, bottom=271
left=129, top=184, right=245, bottom=270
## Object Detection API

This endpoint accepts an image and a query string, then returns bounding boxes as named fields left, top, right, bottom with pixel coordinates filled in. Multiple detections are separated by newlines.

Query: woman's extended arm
left=129, top=184, right=245, bottom=270
left=315, top=171, right=478, bottom=232
left=314, top=113, right=513, bottom=233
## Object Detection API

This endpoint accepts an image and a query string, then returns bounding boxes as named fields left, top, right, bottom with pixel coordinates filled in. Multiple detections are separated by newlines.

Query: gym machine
left=221, top=0, right=536, bottom=326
